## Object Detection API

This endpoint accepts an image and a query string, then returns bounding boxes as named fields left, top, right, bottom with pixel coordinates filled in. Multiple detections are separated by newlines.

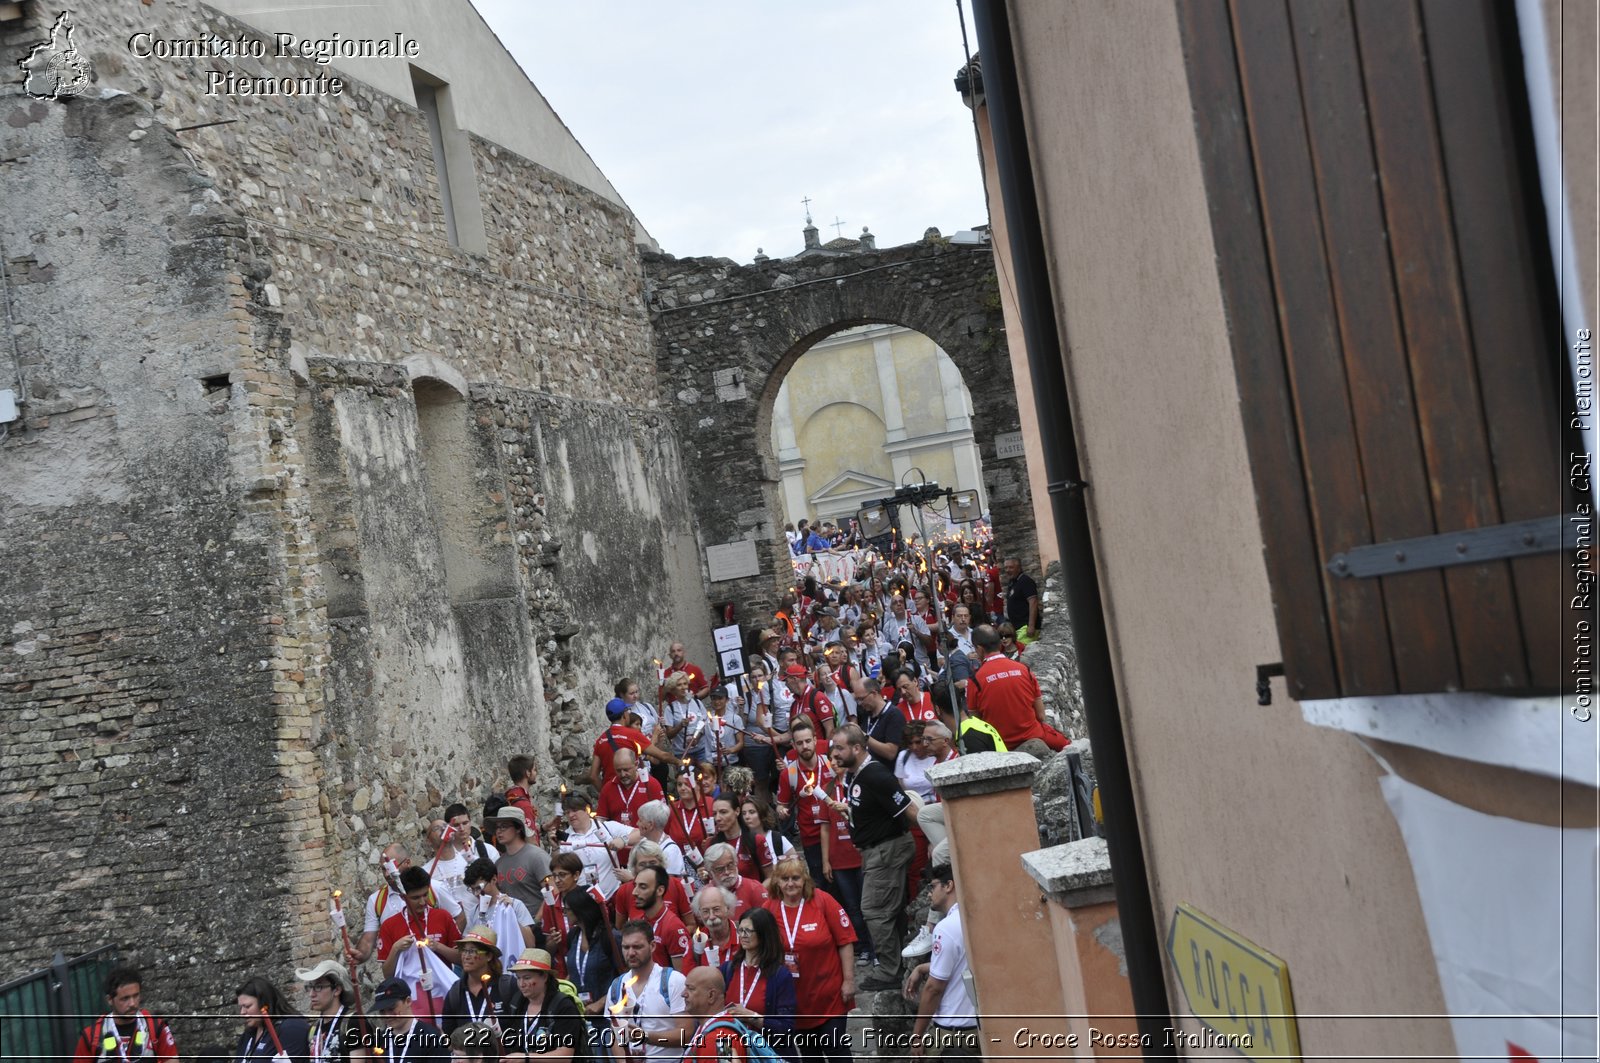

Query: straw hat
left=509, top=948, right=554, bottom=974
left=458, top=925, right=500, bottom=956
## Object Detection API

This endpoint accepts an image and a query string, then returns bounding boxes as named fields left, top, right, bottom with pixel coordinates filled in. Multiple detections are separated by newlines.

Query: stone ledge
left=1022, top=837, right=1115, bottom=909
left=928, top=750, right=1041, bottom=799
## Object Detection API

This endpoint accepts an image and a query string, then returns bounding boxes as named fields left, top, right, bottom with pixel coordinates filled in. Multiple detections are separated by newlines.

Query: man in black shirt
left=1002, top=558, right=1040, bottom=637
left=856, top=688, right=905, bottom=768
left=831, top=723, right=918, bottom=991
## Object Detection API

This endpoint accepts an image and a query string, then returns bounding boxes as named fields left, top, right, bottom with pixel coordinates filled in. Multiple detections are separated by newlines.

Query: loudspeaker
left=947, top=490, right=982, bottom=523
left=856, top=502, right=894, bottom=538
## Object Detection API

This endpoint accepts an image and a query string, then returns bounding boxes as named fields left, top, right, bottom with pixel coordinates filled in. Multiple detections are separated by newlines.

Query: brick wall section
left=645, top=241, right=1039, bottom=624
left=51, top=0, right=658, bottom=406
left=0, top=91, right=334, bottom=1044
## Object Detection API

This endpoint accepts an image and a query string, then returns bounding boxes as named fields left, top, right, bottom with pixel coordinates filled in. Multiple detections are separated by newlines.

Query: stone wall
left=0, top=91, right=333, bottom=1040
left=645, top=240, right=1039, bottom=629
left=473, top=388, right=710, bottom=780
left=21, top=0, right=659, bottom=406
left=0, top=5, right=706, bottom=1042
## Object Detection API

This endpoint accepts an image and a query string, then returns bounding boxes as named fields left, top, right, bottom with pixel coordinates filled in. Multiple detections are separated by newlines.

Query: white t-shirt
left=895, top=750, right=939, bottom=803
left=655, top=835, right=688, bottom=878
left=562, top=820, right=631, bottom=899
left=928, top=904, right=977, bottom=1028
left=465, top=893, right=534, bottom=950
left=433, top=842, right=500, bottom=914
left=608, top=963, right=687, bottom=1063
left=363, top=875, right=462, bottom=934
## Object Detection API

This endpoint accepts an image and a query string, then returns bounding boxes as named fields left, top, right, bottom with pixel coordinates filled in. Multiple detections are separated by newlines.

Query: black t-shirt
left=847, top=760, right=912, bottom=849
left=502, top=991, right=587, bottom=1057
left=378, top=1020, right=449, bottom=1063
left=440, top=973, right=520, bottom=1037
left=235, top=1017, right=310, bottom=1063
left=1006, top=573, right=1039, bottom=630
left=859, top=706, right=906, bottom=767
left=308, top=1009, right=376, bottom=1063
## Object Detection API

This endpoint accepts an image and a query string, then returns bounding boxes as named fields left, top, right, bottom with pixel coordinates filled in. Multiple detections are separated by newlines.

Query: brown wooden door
left=1178, top=0, right=1575, bottom=699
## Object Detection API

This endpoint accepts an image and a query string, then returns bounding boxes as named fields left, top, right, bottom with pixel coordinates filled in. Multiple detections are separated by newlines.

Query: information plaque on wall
left=706, top=539, right=760, bottom=582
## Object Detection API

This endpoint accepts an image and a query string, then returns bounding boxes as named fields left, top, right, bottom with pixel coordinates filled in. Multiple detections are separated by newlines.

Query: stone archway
left=646, top=238, right=1039, bottom=625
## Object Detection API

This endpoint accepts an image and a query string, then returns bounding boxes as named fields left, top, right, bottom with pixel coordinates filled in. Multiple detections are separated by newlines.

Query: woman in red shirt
left=762, top=855, right=856, bottom=1063
left=666, top=770, right=711, bottom=857
left=719, top=907, right=797, bottom=1057
left=705, top=795, right=773, bottom=886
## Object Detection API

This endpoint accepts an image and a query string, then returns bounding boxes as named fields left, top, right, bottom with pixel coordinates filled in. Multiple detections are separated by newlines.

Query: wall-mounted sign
left=1166, top=904, right=1301, bottom=1061
left=994, top=431, right=1026, bottom=460
left=706, top=539, right=760, bottom=582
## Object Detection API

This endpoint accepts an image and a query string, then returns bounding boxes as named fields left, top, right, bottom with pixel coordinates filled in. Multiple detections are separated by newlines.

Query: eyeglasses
left=736, top=926, right=757, bottom=937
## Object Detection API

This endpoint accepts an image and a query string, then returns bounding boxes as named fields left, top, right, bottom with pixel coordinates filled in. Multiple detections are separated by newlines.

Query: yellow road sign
left=1166, top=904, right=1302, bottom=1061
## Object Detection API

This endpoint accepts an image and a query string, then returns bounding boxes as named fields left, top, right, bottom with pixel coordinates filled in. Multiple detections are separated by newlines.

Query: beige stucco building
left=966, top=0, right=1599, bottom=1060
left=770, top=323, right=987, bottom=532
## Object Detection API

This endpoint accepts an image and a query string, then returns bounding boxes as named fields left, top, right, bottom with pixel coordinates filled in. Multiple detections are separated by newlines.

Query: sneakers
left=856, top=953, right=872, bottom=966
left=901, top=926, right=934, bottom=959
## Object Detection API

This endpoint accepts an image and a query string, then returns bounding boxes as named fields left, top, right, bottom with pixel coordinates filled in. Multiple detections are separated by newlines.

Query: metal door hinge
left=1327, top=514, right=1583, bottom=579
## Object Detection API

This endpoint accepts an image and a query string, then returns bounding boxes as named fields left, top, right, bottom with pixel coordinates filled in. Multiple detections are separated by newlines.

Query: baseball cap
left=605, top=697, right=628, bottom=721
left=370, top=977, right=410, bottom=1012
left=784, top=664, right=808, bottom=679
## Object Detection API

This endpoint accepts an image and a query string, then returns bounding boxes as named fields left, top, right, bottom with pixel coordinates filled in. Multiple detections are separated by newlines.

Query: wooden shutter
left=1178, top=0, right=1574, bottom=699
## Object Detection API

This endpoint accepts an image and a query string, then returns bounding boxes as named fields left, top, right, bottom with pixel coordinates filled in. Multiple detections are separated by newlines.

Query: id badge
left=620, top=812, right=631, bottom=824
left=784, top=951, right=799, bottom=976
left=703, top=816, right=715, bottom=834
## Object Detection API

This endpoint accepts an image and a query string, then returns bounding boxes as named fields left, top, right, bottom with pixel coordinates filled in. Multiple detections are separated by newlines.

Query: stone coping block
left=1022, top=837, right=1116, bottom=908
left=928, top=750, right=1041, bottom=799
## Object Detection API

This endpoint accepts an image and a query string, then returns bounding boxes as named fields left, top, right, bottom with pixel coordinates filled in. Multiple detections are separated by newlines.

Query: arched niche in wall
left=410, top=370, right=516, bottom=604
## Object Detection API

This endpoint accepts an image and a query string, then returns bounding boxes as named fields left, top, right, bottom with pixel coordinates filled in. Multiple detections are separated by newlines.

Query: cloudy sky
left=473, top=0, right=990, bottom=263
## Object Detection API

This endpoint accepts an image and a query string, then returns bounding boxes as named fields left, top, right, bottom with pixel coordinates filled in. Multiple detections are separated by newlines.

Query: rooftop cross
left=831, top=217, right=848, bottom=238
left=801, top=196, right=813, bottom=225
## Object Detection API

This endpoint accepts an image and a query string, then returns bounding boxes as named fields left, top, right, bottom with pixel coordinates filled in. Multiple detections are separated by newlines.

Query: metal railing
left=0, top=945, right=120, bottom=1063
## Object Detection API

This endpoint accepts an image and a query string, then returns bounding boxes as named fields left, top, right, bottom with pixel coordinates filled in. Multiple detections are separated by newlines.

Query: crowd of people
left=77, top=538, right=1067, bottom=1063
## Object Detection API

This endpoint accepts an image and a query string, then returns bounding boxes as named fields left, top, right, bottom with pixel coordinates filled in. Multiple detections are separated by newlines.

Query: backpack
left=606, top=965, right=675, bottom=1013
left=698, top=1018, right=785, bottom=1063
left=555, top=975, right=586, bottom=1016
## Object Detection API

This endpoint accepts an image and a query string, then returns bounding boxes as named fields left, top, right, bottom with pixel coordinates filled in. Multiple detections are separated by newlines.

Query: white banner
left=791, top=549, right=867, bottom=585
left=1381, top=773, right=1598, bottom=1062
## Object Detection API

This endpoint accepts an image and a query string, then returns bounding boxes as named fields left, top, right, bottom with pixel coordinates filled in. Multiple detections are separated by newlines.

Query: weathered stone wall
left=0, top=92, right=333, bottom=1040
left=35, top=0, right=659, bottom=406
left=477, top=391, right=710, bottom=779
left=645, top=241, right=1039, bottom=627
left=0, top=2, right=706, bottom=1040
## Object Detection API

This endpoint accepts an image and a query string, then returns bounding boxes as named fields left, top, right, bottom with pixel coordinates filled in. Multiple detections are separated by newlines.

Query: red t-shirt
left=791, top=687, right=834, bottom=735
left=74, top=1013, right=179, bottom=1063
left=660, top=662, right=710, bottom=703
left=776, top=757, right=835, bottom=846
left=376, top=905, right=461, bottom=959
left=821, top=783, right=861, bottom=872
left=644, top=906, right=692, bottom=969
left=763, top=892, right=857, bottom=1026
left=687, top=1010, right=752, bottom=1062
left=613, top=876, right=694, bottom=926
left=903, top=691, right=939, bottom=723
left=712, top=831, right=777, bottom=883
left=665, top=798, right=711, bottom=854
left=725, top=962, right=769, bottom=1015
left=593, top=726, right=651, bottom=782
left=726, top=875, right=769, bottom=919
left=968, top=653, right=1049, bottom=746
left=597, top=775, right=665, bottom=828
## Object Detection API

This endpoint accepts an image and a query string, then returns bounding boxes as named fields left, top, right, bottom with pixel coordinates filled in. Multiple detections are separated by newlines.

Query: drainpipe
left=970, top=1, right=1175, bottom=1055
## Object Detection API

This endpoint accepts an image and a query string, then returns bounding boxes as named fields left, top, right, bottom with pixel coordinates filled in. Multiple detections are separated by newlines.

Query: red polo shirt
left=968, top=652, right=1067, bottom=749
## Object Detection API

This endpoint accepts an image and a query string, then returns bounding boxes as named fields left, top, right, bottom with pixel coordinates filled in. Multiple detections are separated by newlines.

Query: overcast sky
left=472, top=0, right=990, bottom=263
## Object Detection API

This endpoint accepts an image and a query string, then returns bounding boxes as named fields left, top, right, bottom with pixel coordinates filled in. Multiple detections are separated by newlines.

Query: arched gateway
left=645, top=237, right=1039, bottom=626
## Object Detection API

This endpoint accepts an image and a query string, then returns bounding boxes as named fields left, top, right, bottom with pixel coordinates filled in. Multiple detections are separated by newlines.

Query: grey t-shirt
left=495, top=841, right=551, bottom=916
